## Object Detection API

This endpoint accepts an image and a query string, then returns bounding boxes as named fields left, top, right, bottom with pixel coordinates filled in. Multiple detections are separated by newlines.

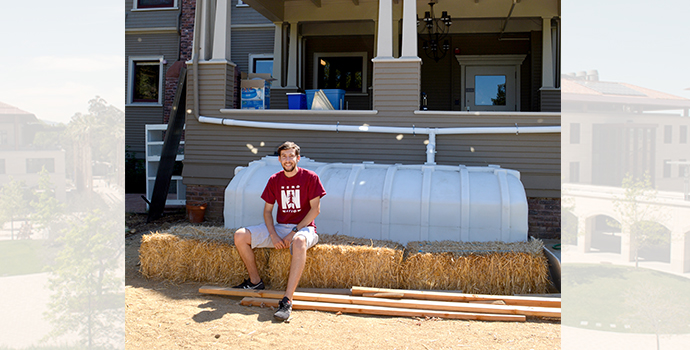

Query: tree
left=0, top=177, right=30, bottom=240
left=30, top=167, right=65, bottom=241
left=612, top=173, right=669, bottom=268
left=44, top=209, right=124, bottom=349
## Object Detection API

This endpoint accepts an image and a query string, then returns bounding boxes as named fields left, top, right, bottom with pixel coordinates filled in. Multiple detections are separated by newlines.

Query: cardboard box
left=241, top=73, right=273, bottom=109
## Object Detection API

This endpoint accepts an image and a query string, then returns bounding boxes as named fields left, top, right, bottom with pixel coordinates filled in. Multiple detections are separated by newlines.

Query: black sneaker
left=274, top=296, right=292, bottom=321
left=232, top=278, right=265, bottom=290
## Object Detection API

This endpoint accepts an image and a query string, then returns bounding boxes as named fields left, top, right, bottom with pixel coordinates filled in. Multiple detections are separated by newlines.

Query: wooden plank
left=351, top=286, right=561, bottom=308
left=240, top=297, right=526, bottom=322
left=361, top=292, right=405, bottom=299
left=199, top=286, right=560, bottom=318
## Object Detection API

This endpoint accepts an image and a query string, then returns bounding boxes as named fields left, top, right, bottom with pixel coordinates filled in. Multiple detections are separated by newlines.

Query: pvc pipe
left=192, top=0, right=202, bottom=119
left=198, top=115, right=560, bottom=164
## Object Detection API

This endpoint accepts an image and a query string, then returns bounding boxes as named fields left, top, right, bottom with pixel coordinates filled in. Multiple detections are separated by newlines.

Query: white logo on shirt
left=280, top=185, right=301, bottom=212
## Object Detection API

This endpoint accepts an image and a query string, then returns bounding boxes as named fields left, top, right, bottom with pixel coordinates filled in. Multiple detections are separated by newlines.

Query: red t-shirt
left=261, top=167, right=327, bottom=228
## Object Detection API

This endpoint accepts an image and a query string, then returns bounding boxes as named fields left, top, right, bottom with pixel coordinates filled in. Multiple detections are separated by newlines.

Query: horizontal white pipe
left=198, top=116, right=561, bottom=135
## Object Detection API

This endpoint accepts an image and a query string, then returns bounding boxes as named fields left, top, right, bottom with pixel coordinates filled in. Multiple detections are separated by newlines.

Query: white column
left=286, top=22, right=299, bottom=88
left=400, top=0, right=419, bottom=59
left=272, top=22, right=284, bottom=86
left=541, top=17, right=554, bottom=88
left=375, top=0, right=393, bottom=59
left=198, top=0, right=215, bottom=60
left=211, top=0, right=231, bottom=61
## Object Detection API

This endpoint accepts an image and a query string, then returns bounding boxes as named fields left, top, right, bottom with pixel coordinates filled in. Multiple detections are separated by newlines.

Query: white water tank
left=224, top=156, right=528, bottom=244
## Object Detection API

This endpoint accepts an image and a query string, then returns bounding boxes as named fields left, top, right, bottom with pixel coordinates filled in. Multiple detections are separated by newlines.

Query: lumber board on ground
left=199, top=286, right=560, bottom=318
left=351, top=286, right=561, bottom=308
left=240, top=297, right=527, bottom=322
left=361, top=292, right=405, bottom=299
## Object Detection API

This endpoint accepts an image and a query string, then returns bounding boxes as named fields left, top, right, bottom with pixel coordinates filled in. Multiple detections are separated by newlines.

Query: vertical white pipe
left=400, top=0, right=418, bottom=59
left=375, top=0, right=393, bottom=59
left=192, top=0, right=203, bottom=118
left=272, top=22, right=284, bottom=85
left=426, top=130, right=436, bottom=164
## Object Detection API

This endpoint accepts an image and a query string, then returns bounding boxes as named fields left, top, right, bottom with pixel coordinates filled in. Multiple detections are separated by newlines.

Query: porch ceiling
left=243, top=0, right=559, bottom=23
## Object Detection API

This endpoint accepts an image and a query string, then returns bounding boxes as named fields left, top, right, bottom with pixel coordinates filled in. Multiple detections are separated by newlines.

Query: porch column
left=286, top=22, right=299, bottom=89
left=400, top=0, right=419, bottom=59
left=211, top=0, right=231, bottom=61
left=541, top=17, right=554, bottom=89
left=197, top=0, right=215, bottom=60
left=272, top=22, right=284, bottom=86
left=375, top=0, right=393, bottom=59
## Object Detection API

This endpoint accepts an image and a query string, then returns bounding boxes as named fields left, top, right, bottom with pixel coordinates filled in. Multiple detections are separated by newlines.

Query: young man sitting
left=233, top=141, right=326, bottom=321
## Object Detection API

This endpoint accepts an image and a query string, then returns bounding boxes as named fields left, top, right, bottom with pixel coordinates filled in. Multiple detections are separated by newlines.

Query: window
left=663, top=160, right=671, bottom=178
left=664, top=125, right=672, bottom=143
left=0, top=159, right=5, bottom=174
left=681, top=125, right=687, bottom=144
left=128, top=57, right=164, bottom=105
left=474, top=76, right=506, bottom=106
left=569, top=162, right=579, bottom=183
left=0, top=130, right=7, bottom=145
left=26, top=158, right=55, bottom=174
left=249, top=54, right=273, bottom=75
left=314, top=52, right=368, bottom=93
left=570, top=123, right=580, bottom=144
left=135, top=0, right=176, bottom=9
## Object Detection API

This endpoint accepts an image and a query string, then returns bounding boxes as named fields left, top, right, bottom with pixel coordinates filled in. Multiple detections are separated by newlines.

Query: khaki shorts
left=244, top=223, right=319, bottom=254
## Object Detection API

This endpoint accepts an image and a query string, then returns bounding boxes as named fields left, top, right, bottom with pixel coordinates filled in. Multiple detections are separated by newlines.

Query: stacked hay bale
left=267, top=234, right=403, bottom=290
left=139, top=226, right=403, bottom=289
left=401, top=240, right=551, bottom=295
left=139, top=226, right=550, bottom=294
left=139, top=226, right=269, bottom=285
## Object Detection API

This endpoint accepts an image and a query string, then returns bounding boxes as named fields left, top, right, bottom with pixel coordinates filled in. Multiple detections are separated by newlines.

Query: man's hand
left=270, top=233, right=288, bottom=249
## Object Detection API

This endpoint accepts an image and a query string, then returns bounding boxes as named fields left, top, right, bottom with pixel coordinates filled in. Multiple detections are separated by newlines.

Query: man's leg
left=284, top=235, right=308, bottom=300
left=234, top=228, right=261, bottom=284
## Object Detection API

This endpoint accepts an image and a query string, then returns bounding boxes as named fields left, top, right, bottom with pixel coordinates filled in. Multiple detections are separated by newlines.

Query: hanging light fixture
left=418, top=1, right=452, bottom=62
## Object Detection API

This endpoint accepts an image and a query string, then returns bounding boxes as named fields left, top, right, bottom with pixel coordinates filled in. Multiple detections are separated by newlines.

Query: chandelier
left=418, top=2, right=452, bottom=62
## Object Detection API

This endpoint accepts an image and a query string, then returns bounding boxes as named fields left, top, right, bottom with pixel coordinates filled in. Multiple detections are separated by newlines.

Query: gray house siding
left=125, top=10, right=180, bottom=158
left=230, top=29, right=275, bottom=75
left=231, top=0, right=273, bottom=25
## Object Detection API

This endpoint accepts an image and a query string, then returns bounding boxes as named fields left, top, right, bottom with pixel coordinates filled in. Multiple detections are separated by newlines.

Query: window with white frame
left=313, top=52, right=367, bottom=93
left=134, top=0, right=176, bottom=9
left=128, top=57, right=164, bottom=105
left=249, top=54, right=273, bottom=75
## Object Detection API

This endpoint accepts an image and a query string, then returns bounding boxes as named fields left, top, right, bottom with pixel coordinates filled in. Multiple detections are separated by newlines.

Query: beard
left=282, top=163, right=296, bottom=173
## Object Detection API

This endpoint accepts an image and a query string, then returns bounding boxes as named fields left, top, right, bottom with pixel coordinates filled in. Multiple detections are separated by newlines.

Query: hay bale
left=401, top=240, right=551, bottom=295
left=139, top=226, right=550, bottom=295
left=265, top=233, right=404, bottom=289
left=139, top=226, right=269, bottom=285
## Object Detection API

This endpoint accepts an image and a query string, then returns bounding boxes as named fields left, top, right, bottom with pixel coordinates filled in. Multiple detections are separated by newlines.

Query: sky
left=562, top=0, right=690, bottom=98
left=0, top=1, right=123, bottom=124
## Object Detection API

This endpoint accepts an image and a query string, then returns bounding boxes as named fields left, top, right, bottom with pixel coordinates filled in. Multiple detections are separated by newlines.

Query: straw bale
left=265, top=233, right=404, bottom=289
left=401, top=240, right=550, bottom=295
left=138, top=227, right=270, bottom=285
left=139, top=226, right=550, bottom=295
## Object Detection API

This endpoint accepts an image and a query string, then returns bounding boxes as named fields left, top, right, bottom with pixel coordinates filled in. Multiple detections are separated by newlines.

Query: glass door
left=465, top=66, right=516, bottom=111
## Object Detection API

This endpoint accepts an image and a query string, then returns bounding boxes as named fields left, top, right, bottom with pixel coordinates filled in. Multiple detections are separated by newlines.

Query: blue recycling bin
left=287, top=92, right=307, bottom=109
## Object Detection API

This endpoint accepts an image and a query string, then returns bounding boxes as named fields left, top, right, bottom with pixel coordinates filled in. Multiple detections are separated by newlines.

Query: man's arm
left=281, top=196, right=321, bottom=246
left=264, top=202, right=287, bottom=249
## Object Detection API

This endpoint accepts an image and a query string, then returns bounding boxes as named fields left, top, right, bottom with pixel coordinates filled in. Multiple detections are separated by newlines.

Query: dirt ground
left=125, top=212, right=560, bottom=349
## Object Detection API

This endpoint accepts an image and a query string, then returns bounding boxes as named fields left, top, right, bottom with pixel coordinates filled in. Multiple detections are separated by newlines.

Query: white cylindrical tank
left=224, top=156, right=528, bottom=244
